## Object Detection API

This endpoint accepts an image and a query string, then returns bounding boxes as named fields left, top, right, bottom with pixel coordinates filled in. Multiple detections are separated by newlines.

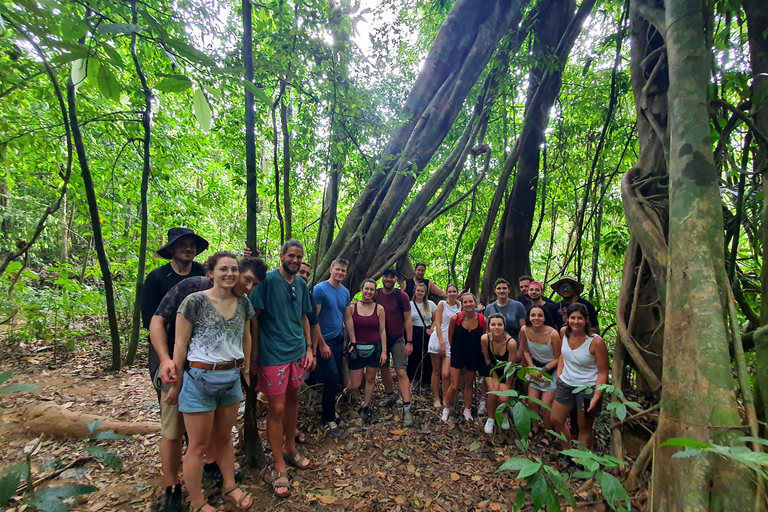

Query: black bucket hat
left=156, top=227, right=209, bottom=259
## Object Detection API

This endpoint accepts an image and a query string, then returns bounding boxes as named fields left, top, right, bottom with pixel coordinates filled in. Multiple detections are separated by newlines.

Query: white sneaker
left=484, top=418, right=495, bottom=434
left=477, top=400, right=487, bottom=417
left=501, top=412, right=511, bottom=430
left=441, top=407, right=450, bottom=422
left=463, top=409, right=474, bottom=422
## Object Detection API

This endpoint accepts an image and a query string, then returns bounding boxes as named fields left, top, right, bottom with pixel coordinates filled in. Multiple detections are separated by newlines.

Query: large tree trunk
left=744, top=0, right=768, bottom=430
left=652, top=0, right=754, bottom=507
left=125, top=0, right=152, bottom=367
left=243, top=0, right=259, bottom=255
left=313, top=0, right=526, bottom=289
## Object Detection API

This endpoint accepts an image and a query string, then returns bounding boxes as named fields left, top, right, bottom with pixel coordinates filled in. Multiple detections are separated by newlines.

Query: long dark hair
left=525, top=305, right=551, bottom=327
left=564, top=303, right=591, bottom=338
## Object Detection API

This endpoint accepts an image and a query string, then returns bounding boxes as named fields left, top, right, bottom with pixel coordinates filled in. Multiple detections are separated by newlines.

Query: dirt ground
left=0, top=340, right=634, bottom=512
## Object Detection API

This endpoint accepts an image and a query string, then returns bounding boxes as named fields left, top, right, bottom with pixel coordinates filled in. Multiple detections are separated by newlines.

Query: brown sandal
left=269, top=471, right=291, bottom=498
left=222, top=486, right=252, bottom=510
left=283, top=450, right=310, bottom=470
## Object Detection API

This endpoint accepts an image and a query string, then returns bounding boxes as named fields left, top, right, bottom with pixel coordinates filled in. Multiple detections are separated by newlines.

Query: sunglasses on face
left=559, top=284, right=574, bottom=291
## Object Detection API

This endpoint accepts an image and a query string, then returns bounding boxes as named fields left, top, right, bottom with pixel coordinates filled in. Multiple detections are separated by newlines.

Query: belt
left=189, top=359, right=244, bottom=371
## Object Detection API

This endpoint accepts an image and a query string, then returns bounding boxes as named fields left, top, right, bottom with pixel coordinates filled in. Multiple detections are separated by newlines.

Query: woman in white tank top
left=428, top=284, right=461, bottom=409
left=550, top=303, right=609, bottom=452
left=520, top=305, right=561, bottom=436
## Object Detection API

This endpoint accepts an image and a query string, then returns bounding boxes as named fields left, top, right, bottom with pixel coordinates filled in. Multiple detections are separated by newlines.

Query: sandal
left=295, top=429, right=306, bottom=444
left=190, top=503, right=219, bottom=512
left=269, top=470, right=291, bottom=498
left=222, top=486, right=252, bottom=510
left=283, top=450, right=310, bottom=470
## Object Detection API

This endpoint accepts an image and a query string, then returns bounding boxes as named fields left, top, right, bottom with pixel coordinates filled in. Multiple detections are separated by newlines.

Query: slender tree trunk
left=653, top=0, right=754, bottom=507
left=67, top=60, right=122, bottom=372
left=60, top=191, right=68, bottom=264
left=280, top=90, right=292, bottom=240
left=125, top=0, right=152, bottom=367
left=243, top=0, right=259, bottom=254
left=272, top=85, right=285, bottom=245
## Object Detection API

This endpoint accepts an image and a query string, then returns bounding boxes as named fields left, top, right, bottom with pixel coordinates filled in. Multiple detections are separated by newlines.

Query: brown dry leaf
left=318, top=495, right=337, bottom=505
left=395, top=497, right=405, bottom=504
left=450, top=473, right=460, bottom=481
left=489, top=503, right=501, bottom=511
left=390, top=429, right=406, bottom=435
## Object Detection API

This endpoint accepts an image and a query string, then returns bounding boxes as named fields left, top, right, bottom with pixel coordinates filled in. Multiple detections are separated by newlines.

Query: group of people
left=141, top=227, right=610, bottom=512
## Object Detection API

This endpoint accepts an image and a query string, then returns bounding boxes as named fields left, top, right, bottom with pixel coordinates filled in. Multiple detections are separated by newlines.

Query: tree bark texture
left=652, top=0, right=754, bottom=508
left=125, top=0, right=152, bottom=367
left=243, top=0, right=259, bottom=254
left=312, top=0, right=526, bottom=289
left=67, top=73, right=122, bottom=372
left=281, top=91, right=292, bottom=241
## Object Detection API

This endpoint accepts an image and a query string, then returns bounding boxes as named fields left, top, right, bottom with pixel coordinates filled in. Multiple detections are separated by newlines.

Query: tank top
left=453, top=316, right=484, bottom=350
left=524, top=326, right=557, bottom=367
left=487, top=336, right=513, bottom=367
left=560, top=334, right=598, bottom=386
left=437, top=300, right=460, bottom=339
left=352, top=302, right=381, bottom=345
left=404, top=278, right=430, bottom=299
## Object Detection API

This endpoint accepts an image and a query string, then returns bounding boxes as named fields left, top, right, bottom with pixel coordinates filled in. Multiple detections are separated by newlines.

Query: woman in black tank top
left=480, top=314, right=517, bottom=434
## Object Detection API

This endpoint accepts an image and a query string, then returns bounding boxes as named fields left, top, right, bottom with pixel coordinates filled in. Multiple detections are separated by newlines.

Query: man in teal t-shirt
left=250, top=240, right=314, bottom=494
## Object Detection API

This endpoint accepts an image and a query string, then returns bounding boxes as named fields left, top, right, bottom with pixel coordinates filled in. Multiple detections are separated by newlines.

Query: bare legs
left=445, top=368, right=475, bottom=412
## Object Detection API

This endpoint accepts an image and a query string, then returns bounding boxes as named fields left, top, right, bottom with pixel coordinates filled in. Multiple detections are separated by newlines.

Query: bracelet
left=406, top=341, right=413, bottom=344
left=306, top=343, right=313, bottom=349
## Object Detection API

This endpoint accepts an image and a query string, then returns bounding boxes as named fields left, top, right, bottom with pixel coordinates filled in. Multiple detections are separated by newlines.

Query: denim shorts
left=179, top=367, right=243, bottom=413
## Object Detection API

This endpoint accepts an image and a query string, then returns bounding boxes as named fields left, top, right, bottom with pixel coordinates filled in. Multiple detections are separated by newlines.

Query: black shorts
left=348, top=344, right=383, bottom=371
left=449, top=340, right=483, bottom=372
left=554, top=381, right=603, bottom=418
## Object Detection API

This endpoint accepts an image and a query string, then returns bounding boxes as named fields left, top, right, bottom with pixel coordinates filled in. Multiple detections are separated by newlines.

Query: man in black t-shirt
left=401, top=262, right=447, bottom=300
left=551, top=276, right=599, bottom=334
left=141, top=227, right=208, bottom=512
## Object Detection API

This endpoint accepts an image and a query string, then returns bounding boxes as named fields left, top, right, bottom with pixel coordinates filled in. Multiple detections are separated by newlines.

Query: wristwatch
left=306, top=343, right=314, bottom=349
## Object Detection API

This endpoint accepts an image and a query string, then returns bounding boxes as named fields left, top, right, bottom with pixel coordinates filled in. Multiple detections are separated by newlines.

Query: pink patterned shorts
left=256, top=359, right=306, bottom=396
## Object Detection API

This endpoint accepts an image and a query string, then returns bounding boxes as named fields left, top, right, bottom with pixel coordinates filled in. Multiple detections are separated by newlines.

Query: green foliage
left=499, top=456, right=574, bottom=511
left=0, top=463, right=29, bottom=505
left=560, top=449, right=629, bottom=511
left=28, top=484, right=98, bottom=512
left=84, top=447, right=123, bottom=472
left=570, top=384, right=640, bottom=421
left=661, top=437, right=768, bottom=480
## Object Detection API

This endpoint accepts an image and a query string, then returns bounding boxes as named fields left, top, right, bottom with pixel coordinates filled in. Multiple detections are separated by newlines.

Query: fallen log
left=23, top=402, right=160, bottom=438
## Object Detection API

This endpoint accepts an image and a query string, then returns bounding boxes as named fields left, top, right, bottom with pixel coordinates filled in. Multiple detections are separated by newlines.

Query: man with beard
left=551, top=276, right=599, bottom=334
left=516, top=275, right=533, bottom=304
left=250, top=240, right=315, bottom=497
left=401, top=262, right=448, bottom=300
left=149, top=256, right=267, bottom=510
left=525, top=281, right=561, bottom=328
left=377, top=268, right=414, bottom=426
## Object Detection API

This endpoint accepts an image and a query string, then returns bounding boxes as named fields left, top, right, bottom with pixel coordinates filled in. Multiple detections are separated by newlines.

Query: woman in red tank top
left=340, top=278, right=387, bottom=421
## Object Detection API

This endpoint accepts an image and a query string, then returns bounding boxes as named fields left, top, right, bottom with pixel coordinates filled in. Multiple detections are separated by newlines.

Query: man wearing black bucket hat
left=141, top=227, right=209, bottom=512
left=551, top=276, right=599, bottom=334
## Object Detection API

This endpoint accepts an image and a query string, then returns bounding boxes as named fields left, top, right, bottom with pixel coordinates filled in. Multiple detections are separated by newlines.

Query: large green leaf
left=96, top=23, right=146, bottom=35
left=193, top=88, right=212, bottom=132
left=0, top=371, right=11, bottom=386
left=155, top=75, right=193, bottom=93
left=60, top=18, right=88, bottom=40
left=86, top=419, right=104, bottom=434
left=528, top=471, right=548, bottom=511
left=30, top=484, right=98, bottom=512
left=0, top=384, right=37, bottom=394
left=242, top=80, right=271, bottom=104
left=0, top=463, right=29, bottom=504
left=596, top=470, right=630, bottom=512
left=92, top=430, right=129, bottom=440
left=96, top=63, right=121, bottom=100
left=71, top=59, right=88, bottom=87
left=84, top=447, right=123, bottom=471
left=499, top=457, right=538, bottom=473
left=660, top=438, right=712, bottom=449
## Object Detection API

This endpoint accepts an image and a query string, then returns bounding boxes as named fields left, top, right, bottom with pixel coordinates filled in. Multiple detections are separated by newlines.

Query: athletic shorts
left=256, top=358, right=307, bottom=396
left=450, top=339, right=483, bottom=372
left=381, top=339, right=407, bottom=371
left=153, top=369, right=185, bottom=440
left=178, top=367, right=243, bottom=414
left=348, top=344, right=383, bottom=371
left=427, top=332, right=451, bottom=357
left=554, top=380, right=602, bottom=418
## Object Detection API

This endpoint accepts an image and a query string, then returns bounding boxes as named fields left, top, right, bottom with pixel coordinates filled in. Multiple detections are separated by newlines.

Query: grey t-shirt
left=178, top=292, right=255, bottom=364
left=485, top=299, right=526, bottom=339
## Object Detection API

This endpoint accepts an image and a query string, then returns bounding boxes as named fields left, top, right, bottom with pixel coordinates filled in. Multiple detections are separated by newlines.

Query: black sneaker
left=360, top=406, right=371, bottom=422
left=157, top=486, right=182, bottom=512
left=323, top=421, right=341, bottom=436
left=202, top=463, right=243, bottom=484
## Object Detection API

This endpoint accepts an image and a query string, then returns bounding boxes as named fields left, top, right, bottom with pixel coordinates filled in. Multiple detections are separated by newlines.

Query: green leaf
left=738, top=437, right=768, bottom=448
left=71, top=59, right=88, bottom=87
left=489, top=389, right=519, bottom=398
left=514, top=486, right=527, bottom=512
left=0, top=384, right=37, bottom=394
left=660, top=438, right=713, bottom=449
left=499, top=457, right=537, bottom=472
left=671, top=447, right=702, bottom=458
left=96, top=63, right=121, bottom=100
left=96, top=23, right=146, bottom=35
left=242, top=80, right=271, bottom=104
left=469, top=441, right=481, bottom=452
left=193, top=88, right=212, bottom=132
left=543, top=481, right=559, bottom=512
left=84, top=447, right=123, bottom=471
left=607, top=401, right=627, bottom=421
left=0, top=371, right=11, bottom=386
left=0, top=12, right=6, bottom=36
left=92, top=430, right=129, bottom=440
left=528, top=471, right=548, bottom=511
left=543, top=466, right=575, bottom=504
left=30, top=484, right=98, bottom=512
left=100, top=43, right=124, bottom=67
left=596, top=470, right=630, bottom=512
left=155, top=75, right=193, bottom=93
left=524, top=396, right=553, bottom=412
left=60, top=18, right=88, bottom=40
left=0, top=463, right=29, bottom=504
left=167, top=39, right=214, bottom=67
left=518, top=460, right=542, bottom=479
left=87, top=419, right=104, bottom=434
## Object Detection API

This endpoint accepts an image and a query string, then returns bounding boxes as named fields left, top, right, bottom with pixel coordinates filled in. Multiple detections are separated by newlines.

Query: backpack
left=456, top=311, right=484, bottom=329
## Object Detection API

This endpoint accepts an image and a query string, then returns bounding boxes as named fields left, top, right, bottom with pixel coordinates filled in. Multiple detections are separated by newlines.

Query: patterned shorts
left=256, top=358, right=306, bottom=396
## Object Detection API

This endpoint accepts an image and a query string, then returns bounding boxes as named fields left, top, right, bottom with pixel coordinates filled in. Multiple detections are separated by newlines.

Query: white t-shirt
left=410, top=299, right=436, bottom=327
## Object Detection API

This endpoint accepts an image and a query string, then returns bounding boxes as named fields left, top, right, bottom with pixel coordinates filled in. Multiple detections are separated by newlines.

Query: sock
left=203, top=462, right=218, bottom=472
left=165, top=486, right=174, bottom=496
left=172, top=484, right=181, bottom=497
left=403, top=402, right=411, bottom=413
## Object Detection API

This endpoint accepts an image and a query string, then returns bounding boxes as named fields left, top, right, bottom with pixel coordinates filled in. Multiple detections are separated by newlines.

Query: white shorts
left=427, top=331, right=451, bottom=357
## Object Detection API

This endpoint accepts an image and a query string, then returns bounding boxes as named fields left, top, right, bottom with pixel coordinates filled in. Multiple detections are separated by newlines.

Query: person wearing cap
left=141, top=227, right=208, bottom=512
left=377, top=267, right=414, bottom=426
left=552, top=276, right=599, bottom=334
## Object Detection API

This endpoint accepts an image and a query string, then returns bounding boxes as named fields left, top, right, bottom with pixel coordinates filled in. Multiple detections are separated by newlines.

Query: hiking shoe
left=379, top=394, right=397, bottom=408
left=463, top=409, right=474, bottom=423
left=477, top=399, right=487, bottom=417
left=403, top=410, right=414, bottom=427
left=441, top=407, right=450, bottom=422
left=501, top=412, right=511, bottom=430
left=484, top=418, right=495, bottom=435
left=157, top=486, right=182, bottom=512
left=360, top=406, right=371, bottom=422
left=323, top=421, right=341, bottom=436
left=202, top=463, right=242, bottom=484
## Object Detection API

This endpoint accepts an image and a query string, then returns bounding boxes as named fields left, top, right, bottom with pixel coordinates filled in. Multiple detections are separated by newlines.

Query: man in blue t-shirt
left=311, top=259, right=351, bottom=436
left=250, top=240, right=314, bottom=495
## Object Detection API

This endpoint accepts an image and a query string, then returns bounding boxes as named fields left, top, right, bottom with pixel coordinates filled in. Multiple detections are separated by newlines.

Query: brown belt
left=189, top=359, right=244, bottom=371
